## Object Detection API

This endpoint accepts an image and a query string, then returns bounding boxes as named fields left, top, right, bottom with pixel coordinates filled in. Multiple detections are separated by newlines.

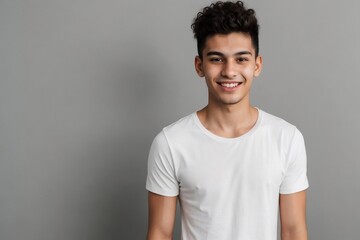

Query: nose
left=221, top=60, right=238, bottom=79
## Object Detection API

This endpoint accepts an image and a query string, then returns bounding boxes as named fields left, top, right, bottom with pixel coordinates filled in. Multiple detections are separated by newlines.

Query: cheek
left=203, top=68, right=219, bottom=80
left=242, top=66, right=256, bottom=78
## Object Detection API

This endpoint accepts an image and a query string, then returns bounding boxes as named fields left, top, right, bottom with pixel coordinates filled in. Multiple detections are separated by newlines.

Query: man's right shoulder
left=152, top=113, right=197, bottom=144
left=163, top=113, right=195, bottom=134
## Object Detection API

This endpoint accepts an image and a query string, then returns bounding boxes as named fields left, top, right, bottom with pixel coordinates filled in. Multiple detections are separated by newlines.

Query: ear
left=254, top=55, right=263, bottom=77
left=194, top=56, right=204, bottom=77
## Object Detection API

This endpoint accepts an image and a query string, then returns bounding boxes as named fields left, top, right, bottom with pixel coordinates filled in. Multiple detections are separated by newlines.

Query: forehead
left=203, top=32, right=255, bottom=55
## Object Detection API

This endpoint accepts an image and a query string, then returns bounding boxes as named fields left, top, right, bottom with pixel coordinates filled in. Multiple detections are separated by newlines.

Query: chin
left=210, top=93, right=247, bottom=106
left=222, top=101, right=241, bottom=106
left=218, top=98, right=243, bottom=105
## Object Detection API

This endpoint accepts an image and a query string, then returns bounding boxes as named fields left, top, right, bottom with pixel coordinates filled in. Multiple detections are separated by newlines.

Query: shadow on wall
left=60, top=41, right=173, bottom=239
left=69, top=134, right=150, bottom=239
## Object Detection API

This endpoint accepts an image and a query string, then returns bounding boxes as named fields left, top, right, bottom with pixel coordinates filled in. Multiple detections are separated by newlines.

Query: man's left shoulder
left=260, top=110, right=297, bottom=130
left=259, top=109, right=304, bottom=141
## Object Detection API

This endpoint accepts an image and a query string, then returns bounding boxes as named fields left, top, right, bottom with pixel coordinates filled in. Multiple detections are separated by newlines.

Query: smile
left=217, top=82, right=242, bottom=88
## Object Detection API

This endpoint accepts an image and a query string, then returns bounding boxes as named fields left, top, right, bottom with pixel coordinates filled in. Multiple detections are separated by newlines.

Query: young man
left=146, top=1, right=309, bottom=239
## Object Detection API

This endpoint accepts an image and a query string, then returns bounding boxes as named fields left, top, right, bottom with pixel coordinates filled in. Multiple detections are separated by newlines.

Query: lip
left=216, top=81, right=243, bottom=91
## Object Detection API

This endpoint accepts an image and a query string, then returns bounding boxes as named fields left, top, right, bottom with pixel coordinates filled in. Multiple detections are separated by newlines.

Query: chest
left=174, top=137, right=285, bottom=198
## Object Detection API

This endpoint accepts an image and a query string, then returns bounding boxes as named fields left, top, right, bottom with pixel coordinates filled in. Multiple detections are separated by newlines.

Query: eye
left=237, top=57, right=248, bottom=63
left=209, top=57, right=223, bottom=63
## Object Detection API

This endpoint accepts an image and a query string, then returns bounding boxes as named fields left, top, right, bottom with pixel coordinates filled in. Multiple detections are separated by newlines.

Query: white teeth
left=220, top=82, right=240, bottom=88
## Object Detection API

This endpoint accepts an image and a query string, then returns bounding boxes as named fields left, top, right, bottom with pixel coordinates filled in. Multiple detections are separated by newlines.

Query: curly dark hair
left=191, top=1, right=259, bottom=58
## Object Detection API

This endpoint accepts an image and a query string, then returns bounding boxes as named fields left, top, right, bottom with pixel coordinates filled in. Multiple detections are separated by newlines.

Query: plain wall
left=1, top=0, right=359, bottom=239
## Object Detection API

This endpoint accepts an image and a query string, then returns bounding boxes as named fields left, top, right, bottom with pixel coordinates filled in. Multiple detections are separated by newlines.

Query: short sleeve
left=146, top=131, right=179, bottom=196
left=280, top=128, right=309, bottom=194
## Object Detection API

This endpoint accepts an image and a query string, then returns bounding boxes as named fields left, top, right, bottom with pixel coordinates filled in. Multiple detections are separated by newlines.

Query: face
left=195, top=32, right=262, bottom=107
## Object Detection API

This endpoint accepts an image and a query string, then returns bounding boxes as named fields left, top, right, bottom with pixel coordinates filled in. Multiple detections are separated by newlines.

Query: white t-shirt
left=146, top=109, right=309, bottom=240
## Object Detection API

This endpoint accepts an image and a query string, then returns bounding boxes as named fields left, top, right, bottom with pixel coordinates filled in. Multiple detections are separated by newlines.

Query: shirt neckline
left=192, top=107, right=262, bottom=143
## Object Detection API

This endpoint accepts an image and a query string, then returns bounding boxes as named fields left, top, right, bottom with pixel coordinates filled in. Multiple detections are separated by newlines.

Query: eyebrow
left=206, top=51, right=252, bottom=57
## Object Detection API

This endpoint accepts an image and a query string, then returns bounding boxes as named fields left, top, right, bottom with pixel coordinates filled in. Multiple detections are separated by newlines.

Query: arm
left=147, top=191, right=177, bottom=240
left=280, top=190, right=308, bottom=240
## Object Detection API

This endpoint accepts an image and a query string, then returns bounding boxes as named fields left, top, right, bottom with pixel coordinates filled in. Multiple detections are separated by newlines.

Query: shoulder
left=161, top=113, right=197, bottom=139
left=260, top=109, right=301, bottom=134
left=151, top=113, right=197, bottom=145
left=258, top=109, right=304, bottom=146
left=163, top=113, right=195, bottom=131
left=260, top=109, right=295, bottom=130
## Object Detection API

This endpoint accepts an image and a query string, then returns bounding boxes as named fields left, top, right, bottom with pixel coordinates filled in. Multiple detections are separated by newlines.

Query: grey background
left=1, top=0, right=359, bottom=239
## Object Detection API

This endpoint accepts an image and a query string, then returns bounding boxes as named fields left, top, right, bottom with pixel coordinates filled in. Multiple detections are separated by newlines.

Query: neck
left=197, top=100, right=258, bottom=138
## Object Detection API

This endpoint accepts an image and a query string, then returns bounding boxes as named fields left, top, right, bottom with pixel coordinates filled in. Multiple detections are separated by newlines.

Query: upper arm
left=279, top=190, right=308, bottom=239
left=280, top=128, right=309, bottom=194
left=146, top=131, right=179, bottom=196
left=146, top=131, right=179, bottom=239
left=147, top=191, right=177, bottom=240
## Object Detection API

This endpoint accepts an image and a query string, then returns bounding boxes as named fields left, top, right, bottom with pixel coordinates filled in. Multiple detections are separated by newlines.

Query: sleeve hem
left=146, top=185, right=179, bottom=197
left=280, top=183, right=309, bottom=195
